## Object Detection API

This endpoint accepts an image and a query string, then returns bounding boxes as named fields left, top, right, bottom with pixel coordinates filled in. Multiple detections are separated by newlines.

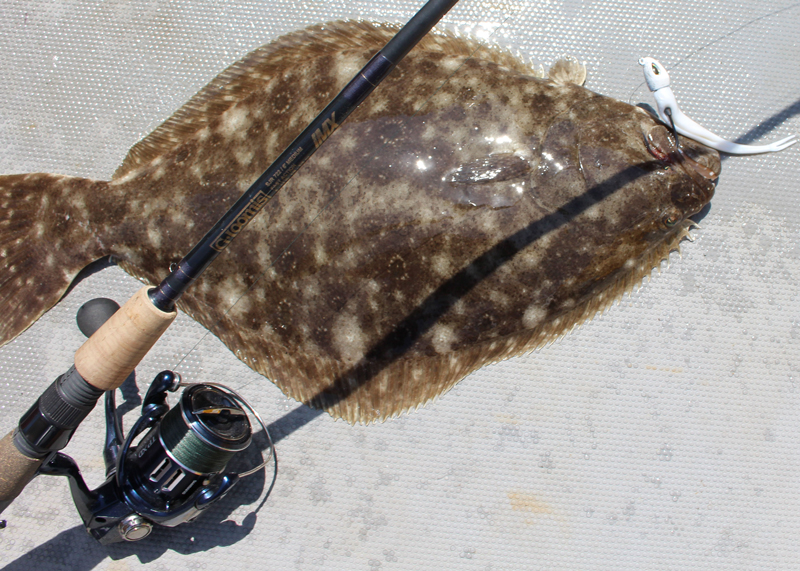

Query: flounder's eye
left=662, top=210, right=681, bottom=227
left=651, top=63, right=660, bottom=75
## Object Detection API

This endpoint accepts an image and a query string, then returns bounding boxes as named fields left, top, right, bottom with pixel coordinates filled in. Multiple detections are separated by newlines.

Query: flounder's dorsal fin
left=547, top=56, right=587, bottom=86
left=113, top=21, right=543, bottom=180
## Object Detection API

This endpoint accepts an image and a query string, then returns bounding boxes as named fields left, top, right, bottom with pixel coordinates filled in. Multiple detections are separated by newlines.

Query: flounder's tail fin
left=0, top=173, right=107, bottom=345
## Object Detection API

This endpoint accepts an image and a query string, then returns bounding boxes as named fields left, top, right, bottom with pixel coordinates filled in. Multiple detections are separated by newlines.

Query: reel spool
left=125, top=382, right=253, bottom=515
left=37, top=300, right=274, bottom=544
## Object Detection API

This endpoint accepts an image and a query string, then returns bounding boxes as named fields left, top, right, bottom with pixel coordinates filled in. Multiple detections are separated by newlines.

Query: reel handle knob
left=76, top=298, right=121, bottom=338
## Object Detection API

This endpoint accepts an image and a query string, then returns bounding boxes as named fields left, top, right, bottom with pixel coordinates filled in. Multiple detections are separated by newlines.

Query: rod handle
left=0, top=431, right=43, bottom=508
left=74, top=287, right=176, bottom=391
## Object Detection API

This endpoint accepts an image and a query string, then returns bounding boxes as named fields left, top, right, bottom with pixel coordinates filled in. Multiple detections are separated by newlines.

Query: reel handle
left=0, top=287, right=175, bottom=511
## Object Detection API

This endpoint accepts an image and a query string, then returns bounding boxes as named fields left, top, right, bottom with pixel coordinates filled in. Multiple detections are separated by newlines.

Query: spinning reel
left=35, top=299, right=274, bottom=544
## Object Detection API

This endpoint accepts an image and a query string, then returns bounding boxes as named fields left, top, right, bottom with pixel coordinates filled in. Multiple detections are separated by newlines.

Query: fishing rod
left=0, top=0, right=461, bottom=542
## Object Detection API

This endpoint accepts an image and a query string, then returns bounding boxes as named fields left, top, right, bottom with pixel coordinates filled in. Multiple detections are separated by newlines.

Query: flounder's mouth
left=644, top=124, right=719, bottom=204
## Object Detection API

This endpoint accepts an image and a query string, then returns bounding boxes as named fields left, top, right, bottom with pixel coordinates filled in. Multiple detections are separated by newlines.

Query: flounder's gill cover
left=0, top=21, right=719, bottom=423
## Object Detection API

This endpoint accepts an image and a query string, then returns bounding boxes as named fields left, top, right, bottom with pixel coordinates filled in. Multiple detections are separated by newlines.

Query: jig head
left=639, top=57, right=796, bottom=154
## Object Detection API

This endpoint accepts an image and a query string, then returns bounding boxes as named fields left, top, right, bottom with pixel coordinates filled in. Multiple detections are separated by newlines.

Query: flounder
left=0, top=21, right=720, bottom=423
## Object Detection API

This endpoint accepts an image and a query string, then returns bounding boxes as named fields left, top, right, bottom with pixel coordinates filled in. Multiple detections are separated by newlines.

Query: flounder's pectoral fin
left=0, top=174, right=107, bottom=345
left=448, top=153, right=532, bottom=184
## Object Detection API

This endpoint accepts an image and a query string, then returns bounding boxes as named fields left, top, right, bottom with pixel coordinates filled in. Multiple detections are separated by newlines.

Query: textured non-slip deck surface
left=0, top=1, right=798, bottom=569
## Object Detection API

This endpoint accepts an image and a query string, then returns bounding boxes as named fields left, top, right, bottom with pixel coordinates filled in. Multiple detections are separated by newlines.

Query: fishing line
left=627, top=0, right=800, bottom=105
left=166, top=8, right=527, bottom=391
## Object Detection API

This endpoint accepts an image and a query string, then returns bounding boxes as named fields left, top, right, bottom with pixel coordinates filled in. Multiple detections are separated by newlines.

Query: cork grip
left=74, top=287, right=177, bottom=391
left=0, top=431, right=43, bottom=503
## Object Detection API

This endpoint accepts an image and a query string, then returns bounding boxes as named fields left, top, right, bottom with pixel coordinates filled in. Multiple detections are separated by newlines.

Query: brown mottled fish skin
left=0, top=22, right=720, bottom=423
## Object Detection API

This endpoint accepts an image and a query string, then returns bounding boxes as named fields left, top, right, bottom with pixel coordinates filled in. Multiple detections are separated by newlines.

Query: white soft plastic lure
left=640, top=57, right=796, bottom=155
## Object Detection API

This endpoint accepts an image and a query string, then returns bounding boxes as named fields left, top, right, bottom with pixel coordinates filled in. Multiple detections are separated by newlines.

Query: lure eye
left=651, top=63, right=660, bottom=75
